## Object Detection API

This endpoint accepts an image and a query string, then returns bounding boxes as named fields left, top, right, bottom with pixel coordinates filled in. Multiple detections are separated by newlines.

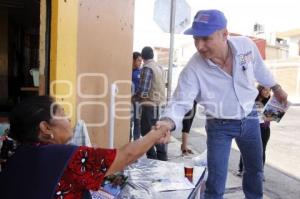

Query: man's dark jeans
left=140, top=104, right=167, bottom=161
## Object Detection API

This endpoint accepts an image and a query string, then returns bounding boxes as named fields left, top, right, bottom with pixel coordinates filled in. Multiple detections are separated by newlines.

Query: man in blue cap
left=159, top=9, right=288, bottom=199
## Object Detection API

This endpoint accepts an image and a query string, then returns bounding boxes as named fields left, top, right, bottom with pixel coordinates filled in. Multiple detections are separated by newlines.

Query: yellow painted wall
left=50, top=0, right=134, bottom=147
left=50, top=0, right=78, bottom=125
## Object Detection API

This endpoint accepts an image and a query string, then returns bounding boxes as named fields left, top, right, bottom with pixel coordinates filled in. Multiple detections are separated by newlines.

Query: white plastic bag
left=69, top=120, right=92, bottom=147
left=192, top=149, right=207, bottom=167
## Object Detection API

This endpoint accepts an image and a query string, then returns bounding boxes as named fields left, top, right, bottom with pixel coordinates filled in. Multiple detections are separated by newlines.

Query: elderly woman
left=0, top=96, right=169, bottom=199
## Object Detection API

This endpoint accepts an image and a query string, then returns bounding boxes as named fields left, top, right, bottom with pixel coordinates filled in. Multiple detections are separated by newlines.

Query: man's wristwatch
left=271, top=84, right=282, bottom=92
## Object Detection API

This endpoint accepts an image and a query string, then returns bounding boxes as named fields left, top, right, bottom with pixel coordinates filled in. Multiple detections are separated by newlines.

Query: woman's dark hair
left=255, top=85, right=270, bottom=105
left=133, top=52, right=141, bottom=60
left=8, top=96, right=58, bottom=144
left=141, top=46, right=154, bottom=60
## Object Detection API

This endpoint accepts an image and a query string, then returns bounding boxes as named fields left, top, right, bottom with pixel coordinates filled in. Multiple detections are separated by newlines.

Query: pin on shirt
left=239, top=51, right=252, bottom=71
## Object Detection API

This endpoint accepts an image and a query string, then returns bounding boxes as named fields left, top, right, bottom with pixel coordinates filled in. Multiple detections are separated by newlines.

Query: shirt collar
left=143, top=59, right=154, bottom=65
left=203, top=39, right=237, bottom=68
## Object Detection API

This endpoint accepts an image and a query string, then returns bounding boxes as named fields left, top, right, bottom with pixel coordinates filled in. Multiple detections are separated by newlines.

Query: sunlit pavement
left=170, top=105, right=300, bottom=199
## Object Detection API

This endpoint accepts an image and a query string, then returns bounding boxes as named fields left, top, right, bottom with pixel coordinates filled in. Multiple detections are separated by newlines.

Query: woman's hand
left=152, top=123, right=171, bottom=144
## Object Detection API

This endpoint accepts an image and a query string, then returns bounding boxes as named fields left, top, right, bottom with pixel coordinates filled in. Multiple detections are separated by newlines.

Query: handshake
left=151, top=119, right=175, bottom=144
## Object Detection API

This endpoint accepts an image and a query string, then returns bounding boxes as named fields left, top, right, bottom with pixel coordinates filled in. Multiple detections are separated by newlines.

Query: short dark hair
left=9, top=96, right=58, bottom=144
left=255, top=85, right=270, bottom=105
left=141, top=46, right=154, bottom=60
left=133, top=52, right=141, bottom=60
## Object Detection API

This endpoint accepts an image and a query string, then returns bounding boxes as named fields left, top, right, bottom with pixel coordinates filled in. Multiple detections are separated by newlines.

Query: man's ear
left=222, top=28, right=228, bottom=40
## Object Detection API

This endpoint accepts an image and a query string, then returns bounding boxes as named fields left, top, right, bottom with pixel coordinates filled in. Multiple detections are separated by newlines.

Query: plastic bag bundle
left=192, top=149, right=207, bottom=167
left=69, top=120, right=92, bottom=147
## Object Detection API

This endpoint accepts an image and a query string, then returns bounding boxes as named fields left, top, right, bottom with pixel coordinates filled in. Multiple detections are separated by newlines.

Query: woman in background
left=237, top=85, right=271, bottom=178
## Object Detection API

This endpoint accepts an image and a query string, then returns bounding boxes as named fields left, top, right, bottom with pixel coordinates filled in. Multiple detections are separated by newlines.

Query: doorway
left=0, top=0, right=50, bottom=115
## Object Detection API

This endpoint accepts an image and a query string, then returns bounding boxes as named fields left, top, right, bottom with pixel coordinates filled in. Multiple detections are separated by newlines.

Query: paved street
left=173, top=105, right=300, bottom=198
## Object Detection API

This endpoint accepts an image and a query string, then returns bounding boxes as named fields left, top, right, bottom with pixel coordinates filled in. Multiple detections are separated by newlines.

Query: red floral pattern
left=54, top=146, right=116, bottom=199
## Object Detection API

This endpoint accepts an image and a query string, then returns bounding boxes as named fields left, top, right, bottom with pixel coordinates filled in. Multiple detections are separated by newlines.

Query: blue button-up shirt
left=132, top=67, right=141, bottom=95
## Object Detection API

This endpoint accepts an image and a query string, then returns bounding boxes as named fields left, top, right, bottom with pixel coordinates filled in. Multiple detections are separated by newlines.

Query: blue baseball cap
left=184, top=9, right=227, bottom=37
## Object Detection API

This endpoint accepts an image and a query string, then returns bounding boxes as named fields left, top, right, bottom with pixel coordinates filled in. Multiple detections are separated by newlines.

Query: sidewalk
left=164, top=106, right=300, bottom=198
left=167, top=136, right=271, bottom=199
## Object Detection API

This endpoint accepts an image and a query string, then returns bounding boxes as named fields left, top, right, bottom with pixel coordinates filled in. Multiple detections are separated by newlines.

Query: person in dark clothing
left=136, top=47, right=167, bottom=161
left=181, top=101, right=197, bottom=155
left=237, top=85, right=271, bottom=178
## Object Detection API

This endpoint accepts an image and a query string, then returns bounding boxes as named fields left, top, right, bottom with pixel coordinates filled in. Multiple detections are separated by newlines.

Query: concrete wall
left=266, top=58, right=300, bottom=103
left=266, top=44, right=289, bottom=60
left=76, top=0, right=134, bottom=147
left=288, top=36, right=300, bottom=57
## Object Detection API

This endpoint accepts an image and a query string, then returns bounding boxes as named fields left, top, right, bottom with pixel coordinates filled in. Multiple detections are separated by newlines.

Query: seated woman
left=0, top=96, right=169, bottom=199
